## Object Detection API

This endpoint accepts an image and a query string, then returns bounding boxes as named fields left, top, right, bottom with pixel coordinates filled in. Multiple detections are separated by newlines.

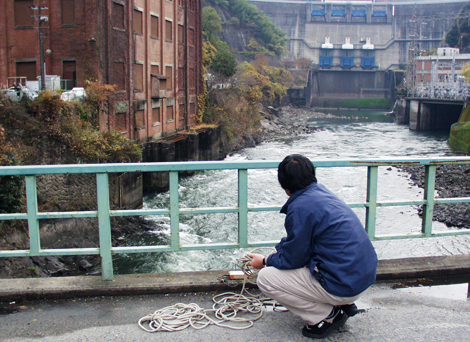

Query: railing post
left=169, top=171, right=180, bottom=250
left=422, top=165, right=437, bottom=237
left=365, top=166, right=378, bottom=239
left=96, top=173, right=113, bottom=281
left=238, top=169, right=248, bottom=247
left=25, top=176, right=40, bottom=256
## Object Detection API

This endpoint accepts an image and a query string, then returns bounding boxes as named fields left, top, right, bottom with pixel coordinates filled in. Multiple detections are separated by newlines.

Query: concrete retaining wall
left=142, top=126, right=223, bottom=193
left=36, top=172, right=142, bottom=211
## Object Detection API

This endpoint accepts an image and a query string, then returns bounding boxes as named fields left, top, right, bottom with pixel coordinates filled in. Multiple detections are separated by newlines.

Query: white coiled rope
left=138, top=248, right=275, bottom=333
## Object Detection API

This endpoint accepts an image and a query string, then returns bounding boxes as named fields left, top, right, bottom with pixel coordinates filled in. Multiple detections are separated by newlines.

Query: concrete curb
left=1, top=255, right=470, bottom=301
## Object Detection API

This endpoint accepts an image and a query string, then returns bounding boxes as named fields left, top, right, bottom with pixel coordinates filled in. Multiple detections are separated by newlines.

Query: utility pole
left=32, top=4, right=48, bottom=91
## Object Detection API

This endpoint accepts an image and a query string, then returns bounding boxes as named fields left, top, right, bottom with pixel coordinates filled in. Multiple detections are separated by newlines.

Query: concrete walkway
left=1, top=255, right=470, bottom=302
left=1, top=281, right=470, bottom=342
left=1, top=255, right=470, bottom=341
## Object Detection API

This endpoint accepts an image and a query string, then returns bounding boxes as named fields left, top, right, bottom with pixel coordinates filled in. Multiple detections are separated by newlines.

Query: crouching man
left=248, top=154, right=378, bottom=339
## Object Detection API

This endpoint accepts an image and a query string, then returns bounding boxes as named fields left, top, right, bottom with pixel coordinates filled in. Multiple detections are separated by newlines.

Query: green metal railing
left=1, top=157, right=470, bottom=280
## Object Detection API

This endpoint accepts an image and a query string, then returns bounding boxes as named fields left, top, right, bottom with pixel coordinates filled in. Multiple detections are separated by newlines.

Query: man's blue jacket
left=266, top=182, right=378, bottom=297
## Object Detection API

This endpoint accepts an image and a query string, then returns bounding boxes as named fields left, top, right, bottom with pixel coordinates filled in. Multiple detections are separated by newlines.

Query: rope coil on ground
left=138, top=248, right=275, bottom=333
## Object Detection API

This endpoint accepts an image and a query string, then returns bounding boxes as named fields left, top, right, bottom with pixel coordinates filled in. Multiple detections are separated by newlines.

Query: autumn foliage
left=202, top=54, right=293, bottom=145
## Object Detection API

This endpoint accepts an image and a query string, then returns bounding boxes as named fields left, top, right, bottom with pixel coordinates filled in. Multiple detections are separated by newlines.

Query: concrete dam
left=249, top=0, right=469, bottom=107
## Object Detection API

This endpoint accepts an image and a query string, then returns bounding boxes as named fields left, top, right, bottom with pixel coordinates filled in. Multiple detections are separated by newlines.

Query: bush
left=0, top=125, right=24, bottom=214
left=202, top=56, right=293, bottom=145
left=1, top=88, right=141, bottom=166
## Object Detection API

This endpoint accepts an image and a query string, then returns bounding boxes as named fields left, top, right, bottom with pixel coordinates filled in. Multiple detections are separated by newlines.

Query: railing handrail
left=2, top=157, right=470, bottom=280
left=2, top=157, right=470, bottom=175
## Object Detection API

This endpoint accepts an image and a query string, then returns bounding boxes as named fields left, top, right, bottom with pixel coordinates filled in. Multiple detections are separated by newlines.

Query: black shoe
left=340, top=303, right=365, bottom=317
left=302, top=308, right=348, bottom=339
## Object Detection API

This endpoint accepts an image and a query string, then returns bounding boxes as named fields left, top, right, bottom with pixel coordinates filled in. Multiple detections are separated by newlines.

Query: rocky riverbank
left=232, top=105, right=361, bottom=150
left=400, top=164, right=470, bottom=228
left=258, top=105, right=361, bottom=141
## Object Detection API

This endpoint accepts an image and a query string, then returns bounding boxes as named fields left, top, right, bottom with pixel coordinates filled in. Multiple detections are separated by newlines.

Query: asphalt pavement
left=1, top=281, right=470, bottom=342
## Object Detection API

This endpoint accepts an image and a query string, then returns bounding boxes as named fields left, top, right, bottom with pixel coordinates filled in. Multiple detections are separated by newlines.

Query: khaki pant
left=257, top=266, right=362, bottom=325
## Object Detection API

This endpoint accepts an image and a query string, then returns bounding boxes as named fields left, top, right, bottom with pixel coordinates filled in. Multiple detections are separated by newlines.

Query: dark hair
left=278, top=154, right=317, bottom=193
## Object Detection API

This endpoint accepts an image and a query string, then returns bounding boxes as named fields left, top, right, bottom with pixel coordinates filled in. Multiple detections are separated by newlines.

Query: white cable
left=138, top=248, right=276, bottom=333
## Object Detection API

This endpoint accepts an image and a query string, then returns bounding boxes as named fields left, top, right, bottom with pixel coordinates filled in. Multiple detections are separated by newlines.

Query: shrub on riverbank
left=201, top=54, right=293, bottom=149
left=0, top=124, right=24, bottom=216
left=0, top=89, right=141, bottom=223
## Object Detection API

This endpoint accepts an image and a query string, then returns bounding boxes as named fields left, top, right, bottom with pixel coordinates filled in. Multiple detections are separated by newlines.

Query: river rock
left=401, top=164, right=470, bottom=228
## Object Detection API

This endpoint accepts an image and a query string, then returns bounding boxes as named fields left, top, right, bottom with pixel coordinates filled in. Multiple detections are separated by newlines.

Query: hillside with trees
left=201, top=0, right=294, bottom=150
left=445, top=3, right=470, bottom=52
left=204, top=0, right=286, bottom=60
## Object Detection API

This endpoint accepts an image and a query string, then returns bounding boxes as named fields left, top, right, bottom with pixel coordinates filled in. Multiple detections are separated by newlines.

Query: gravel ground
left=257, top=105, right=358, bottom=141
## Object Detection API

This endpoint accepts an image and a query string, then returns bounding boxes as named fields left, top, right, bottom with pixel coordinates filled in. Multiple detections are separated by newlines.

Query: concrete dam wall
left=250, top=1, right=467, bottom=105
left=250, top=0, right=467, bottom=69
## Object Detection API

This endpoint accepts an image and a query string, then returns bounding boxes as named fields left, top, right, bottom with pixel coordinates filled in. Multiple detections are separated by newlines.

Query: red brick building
left=0, top=0, right=203, bottom=141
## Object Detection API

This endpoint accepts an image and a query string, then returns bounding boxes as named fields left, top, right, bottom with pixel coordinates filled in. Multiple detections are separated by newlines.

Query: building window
left=113, top=62, right=125, bottom=90
left=113, top=2, right=125, bottom=29
left=62, top=61, right=77, bottom=90
left=151, top=15, right=159, bottom=38
left=152, top=107, right=161, bottom=124
left=133, top=9, right=143, bottom=34
left=151, top=64, right=159, bottom=75
left=16, top=61, right=36, bottom=81
left=166, top=105, right=174, bottom=121
left=61, top=0, right=75, bottom=26
left=189, top=28, right=195, bottom=46
left=178, top=67, right=185, bottom=89
left=165, top=20, right=173, bottom=41
left=116, top=113, right=127, bottom=132
left=178, top=24, right=184, bottom=44
left=135, top=110, right=145, bottom=129
left=14, top=0, right=34, bottom=27
left=190, top=67, right=195, bottom=89
left=165, top=66, right=172, bottom=90
left=189, top=0, right=195, bottom=11
left=134, top=63, right=144, bottom=91
left=190, top=102, right=196, bottom=116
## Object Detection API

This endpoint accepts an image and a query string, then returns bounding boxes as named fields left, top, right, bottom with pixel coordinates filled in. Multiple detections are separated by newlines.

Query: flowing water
left=114, top=109, right=470, bottom=275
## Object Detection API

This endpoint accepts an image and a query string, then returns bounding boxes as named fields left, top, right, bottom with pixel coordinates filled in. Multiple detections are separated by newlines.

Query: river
left=114, top=109, right=470, bottom=275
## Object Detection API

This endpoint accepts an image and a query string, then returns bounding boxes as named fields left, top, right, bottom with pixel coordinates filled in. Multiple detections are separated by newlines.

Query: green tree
left=211, top=43, right=238, bottom=77
left=462, top=62, right=470, bottom=81
left=202, top=5, right=238, bottom=77
left=446, top=3, right=470, bottom=51
left=202, top=7, right=223, bottom=42
left=203, top=0, right=229, bottom=11
left=228, top=0, right=286, bottom=57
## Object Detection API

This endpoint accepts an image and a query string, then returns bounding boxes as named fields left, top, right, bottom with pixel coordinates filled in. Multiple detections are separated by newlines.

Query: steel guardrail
left=1, top=157, right=470, bottom=280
